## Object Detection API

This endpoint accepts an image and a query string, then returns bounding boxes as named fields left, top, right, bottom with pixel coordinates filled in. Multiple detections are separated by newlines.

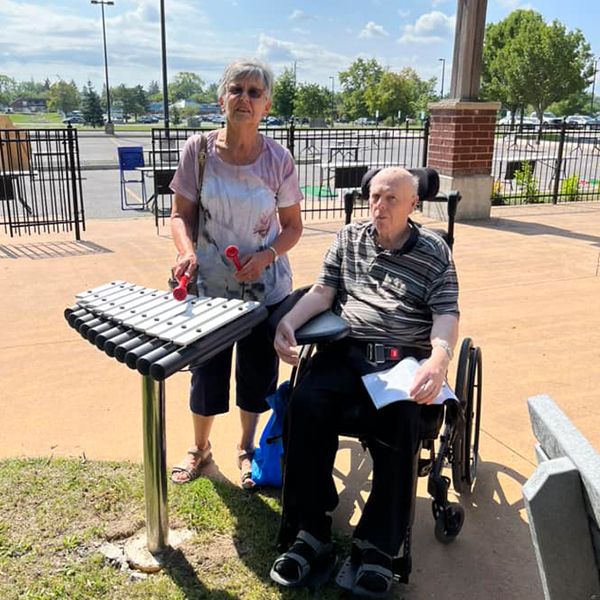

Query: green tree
left=482, top=10, right=593, bottom=125
left=364, top=68, right=436, bottom=122
left=47, top=80, right=80, bottom=114
left=0, top=75, right=17, bottom=106
left=147, top=80, right=160, bottom=96
left=112, top=84, right=148, bottom=119
left=169, top=72, right=204, bottom=102
left=196, top=82, right=218, bottom=103
left=338, top=58, right=384, bottom=121
left=548, top=90, right=592, bottom=117
left=293, top=83, right=331, bottom=119
left=81, top=81, right=104, bottom=127
left=15, top=78, right=48, bottom=99
left=171, top=105, right=182, bottom=126
left=272, top=67, right=296, bottom=119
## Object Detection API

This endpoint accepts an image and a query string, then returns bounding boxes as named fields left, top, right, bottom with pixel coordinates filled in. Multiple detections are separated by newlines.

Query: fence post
left=66, top=124, right=81, bottom=241
left=287, top=121, right=295, bottom=158
left=422, top=117, right=430, bottom=167
left=551, top=122, right=566, bottom=205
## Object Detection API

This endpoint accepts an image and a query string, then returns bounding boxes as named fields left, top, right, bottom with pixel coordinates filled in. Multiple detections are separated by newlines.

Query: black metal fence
left=491, top=123, right=600, bottom=205
left=150, top=122, right=430, bottom=222
left=0, top=127, right=85, bottom=238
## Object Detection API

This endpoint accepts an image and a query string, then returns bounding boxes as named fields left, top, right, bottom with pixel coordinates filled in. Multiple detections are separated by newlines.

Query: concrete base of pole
left=104, top=121, right=115, bottom=135
left=423, top=174, right=492, bottom=221
left=124, top=528, right=194, bottom=573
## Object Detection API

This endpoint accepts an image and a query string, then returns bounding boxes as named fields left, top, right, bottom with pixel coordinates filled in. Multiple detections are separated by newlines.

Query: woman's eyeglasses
left=228, top=85, right=265, bottom=99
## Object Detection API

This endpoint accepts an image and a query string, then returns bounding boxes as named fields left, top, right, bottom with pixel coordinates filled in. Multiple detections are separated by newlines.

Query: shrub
left=560, top=174, right=580, bottom=201
left=514, top=161, right=539, bottom=203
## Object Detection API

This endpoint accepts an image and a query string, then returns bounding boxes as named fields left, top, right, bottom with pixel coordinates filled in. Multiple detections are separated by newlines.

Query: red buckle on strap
left=389, top=347, right=400, bottom=360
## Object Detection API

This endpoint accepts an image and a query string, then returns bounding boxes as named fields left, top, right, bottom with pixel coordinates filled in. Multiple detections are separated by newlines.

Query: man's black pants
left=281, top=341, right=422, bottom=556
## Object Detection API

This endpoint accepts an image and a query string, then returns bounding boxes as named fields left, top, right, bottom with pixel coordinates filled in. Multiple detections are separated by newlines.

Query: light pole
left=329, top=76, right=335, bottom=126
left=590, top=57, right=599, bottom=114
left=159, top=0, right=169, bottom=132
left=91, top=0, right=114, bottom=134
left=438, top=58, right=446, bottom=99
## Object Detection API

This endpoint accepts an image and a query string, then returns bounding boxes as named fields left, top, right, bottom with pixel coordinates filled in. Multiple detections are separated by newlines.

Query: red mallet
left=173, top=274, right=189, bottom=301
left=225, top=245, right=242, bottom=271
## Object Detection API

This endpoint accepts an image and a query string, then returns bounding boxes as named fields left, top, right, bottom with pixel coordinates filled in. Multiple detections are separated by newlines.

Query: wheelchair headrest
left=361, top=167, right=440, bottom=202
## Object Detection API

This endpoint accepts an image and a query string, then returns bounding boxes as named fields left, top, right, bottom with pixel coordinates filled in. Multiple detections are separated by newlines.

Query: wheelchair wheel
left=434, top=503, right=465, bottom=544
left=451, top=338, right=482, bottom=494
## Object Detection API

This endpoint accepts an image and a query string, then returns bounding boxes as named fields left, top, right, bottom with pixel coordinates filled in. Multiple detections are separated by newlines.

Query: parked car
left=138, top=115, right=159, bottom=124
left=354, top=117, right=376, bottom=126
left=62, top=115, right=84, bottom=124
left=265, top=116, right=284, bottom=126
left=530, top=111, right=563, bottom=126
left=565, top=114, right=596, bottom=127
left=498, top=114, right=539, bottom=128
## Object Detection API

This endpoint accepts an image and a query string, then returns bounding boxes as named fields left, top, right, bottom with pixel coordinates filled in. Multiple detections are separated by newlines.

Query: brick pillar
left=426, top=99, right=500, bottom=220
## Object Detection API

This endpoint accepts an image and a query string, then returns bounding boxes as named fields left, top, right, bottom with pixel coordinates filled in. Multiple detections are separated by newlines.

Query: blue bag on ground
left=251, top=381, right=290, bottom=487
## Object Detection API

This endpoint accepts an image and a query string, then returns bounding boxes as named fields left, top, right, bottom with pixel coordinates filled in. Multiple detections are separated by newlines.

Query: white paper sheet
left=361, top=356, right=457, bottom=410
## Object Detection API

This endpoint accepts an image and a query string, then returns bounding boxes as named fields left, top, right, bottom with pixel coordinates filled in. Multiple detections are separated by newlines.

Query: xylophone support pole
left=141, top=375, right=169, bottom=553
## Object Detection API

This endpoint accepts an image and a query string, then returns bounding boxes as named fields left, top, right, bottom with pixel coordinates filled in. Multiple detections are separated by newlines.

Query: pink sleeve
left=276, top=149, right=303, bottom=208
left=169, top=135, right=201, bottom=203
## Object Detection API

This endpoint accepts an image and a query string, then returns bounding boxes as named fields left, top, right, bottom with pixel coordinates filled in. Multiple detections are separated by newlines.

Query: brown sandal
left=237, top=446, right=256, bottom=490
left=171, top=442, right=212, bottom=484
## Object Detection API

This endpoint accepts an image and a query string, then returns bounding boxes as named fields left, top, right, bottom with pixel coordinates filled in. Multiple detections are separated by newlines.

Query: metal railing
left=150, top=123, right=429, bottom=224
left=0, top=126, right=85, bottom=238
left=492, top=123, right=600, bottom=205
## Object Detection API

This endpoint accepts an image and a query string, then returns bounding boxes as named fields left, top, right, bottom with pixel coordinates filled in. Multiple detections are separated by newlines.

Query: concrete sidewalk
left=2, top=203, right=599, bottom=598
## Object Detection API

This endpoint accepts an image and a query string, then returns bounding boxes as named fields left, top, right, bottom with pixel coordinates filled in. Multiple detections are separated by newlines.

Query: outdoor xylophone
left=64, top=280, right=268, bottom=558
left=64, top=280, right=267, bottom=380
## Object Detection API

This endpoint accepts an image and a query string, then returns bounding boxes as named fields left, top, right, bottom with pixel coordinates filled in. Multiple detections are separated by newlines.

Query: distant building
left=148, top=101, right=163, bottom=114
left=10, top=98, right=47, bottom=113
left=171, top=99, right=201, bottom=111
left=198, top=102, right=220, bottom=115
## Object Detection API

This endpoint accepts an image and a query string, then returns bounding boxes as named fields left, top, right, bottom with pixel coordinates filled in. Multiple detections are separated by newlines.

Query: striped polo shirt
left=316, top=220, right=459, bottom=351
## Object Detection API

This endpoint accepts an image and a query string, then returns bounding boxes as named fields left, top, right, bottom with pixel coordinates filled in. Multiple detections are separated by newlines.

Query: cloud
left=358, top=21, right=389, bottom=39
left=398, top=10, right=455, bottom=44
left=289, top=9, right=315, bottom=21
left=257, top=35, right=297, bottom=63
left=398, top=9, right=410, bottom=18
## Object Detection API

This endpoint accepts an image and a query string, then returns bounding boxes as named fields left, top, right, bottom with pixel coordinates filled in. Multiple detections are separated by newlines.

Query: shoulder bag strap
left=192, top=133, right=207, bottom=245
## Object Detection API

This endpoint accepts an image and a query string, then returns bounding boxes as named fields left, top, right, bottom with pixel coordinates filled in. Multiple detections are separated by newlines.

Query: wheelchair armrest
left=295, top=311, right=350, bottom=345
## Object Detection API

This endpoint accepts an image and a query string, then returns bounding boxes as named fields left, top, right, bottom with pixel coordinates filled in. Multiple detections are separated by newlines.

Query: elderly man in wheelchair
left=268, top=166, right=470, bottom=597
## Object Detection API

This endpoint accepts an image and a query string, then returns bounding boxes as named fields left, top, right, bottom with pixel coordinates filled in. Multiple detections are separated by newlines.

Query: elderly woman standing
left=169, top=59, right=303, bottom=488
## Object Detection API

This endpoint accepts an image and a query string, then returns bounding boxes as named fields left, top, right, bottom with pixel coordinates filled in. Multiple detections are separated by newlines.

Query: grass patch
left=300, top=185, right=337, bottom=199
left=0, top=458, right=346, bottom=599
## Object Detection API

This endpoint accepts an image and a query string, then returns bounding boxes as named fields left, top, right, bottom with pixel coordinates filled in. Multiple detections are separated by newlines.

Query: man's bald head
left=370, top=167, right=419, bottom=200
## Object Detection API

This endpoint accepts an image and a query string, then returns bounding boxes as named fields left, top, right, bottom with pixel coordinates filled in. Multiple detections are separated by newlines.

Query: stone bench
left=523, top=394, right=600, bottom=599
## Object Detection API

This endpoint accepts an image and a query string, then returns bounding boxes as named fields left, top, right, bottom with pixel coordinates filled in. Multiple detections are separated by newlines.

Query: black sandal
left=270, top=530, right=336, bottom=588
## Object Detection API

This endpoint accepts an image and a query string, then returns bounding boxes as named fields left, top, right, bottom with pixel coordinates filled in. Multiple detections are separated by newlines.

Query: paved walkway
left=2, top=203, right=599, bottom=598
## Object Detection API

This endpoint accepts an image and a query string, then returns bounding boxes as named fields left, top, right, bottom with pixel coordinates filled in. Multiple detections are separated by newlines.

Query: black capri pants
left=189, top=300, right=283, bottom=417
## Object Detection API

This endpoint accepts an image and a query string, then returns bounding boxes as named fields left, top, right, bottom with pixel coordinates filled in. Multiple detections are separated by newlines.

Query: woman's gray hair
left=217, top=59, right=274, bottom=99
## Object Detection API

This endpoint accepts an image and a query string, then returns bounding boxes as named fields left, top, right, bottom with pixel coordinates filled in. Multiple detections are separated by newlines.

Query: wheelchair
left=274, top=167, right=483, bottom=587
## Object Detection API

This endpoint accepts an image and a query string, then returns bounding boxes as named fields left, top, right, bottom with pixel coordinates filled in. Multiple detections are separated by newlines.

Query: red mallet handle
left=225, top=245, right=242, bottom=271
left=173, top=274, right=189, bottom=301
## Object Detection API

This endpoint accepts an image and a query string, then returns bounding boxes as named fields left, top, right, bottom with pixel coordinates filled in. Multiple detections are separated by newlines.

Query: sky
left=1, top=0, right=599, bottom=95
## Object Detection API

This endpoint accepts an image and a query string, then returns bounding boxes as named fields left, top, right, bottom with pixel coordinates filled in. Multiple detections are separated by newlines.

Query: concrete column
left=450, top=0, right=488, bottom=101
left=426, top=100, right=500, bottom=221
